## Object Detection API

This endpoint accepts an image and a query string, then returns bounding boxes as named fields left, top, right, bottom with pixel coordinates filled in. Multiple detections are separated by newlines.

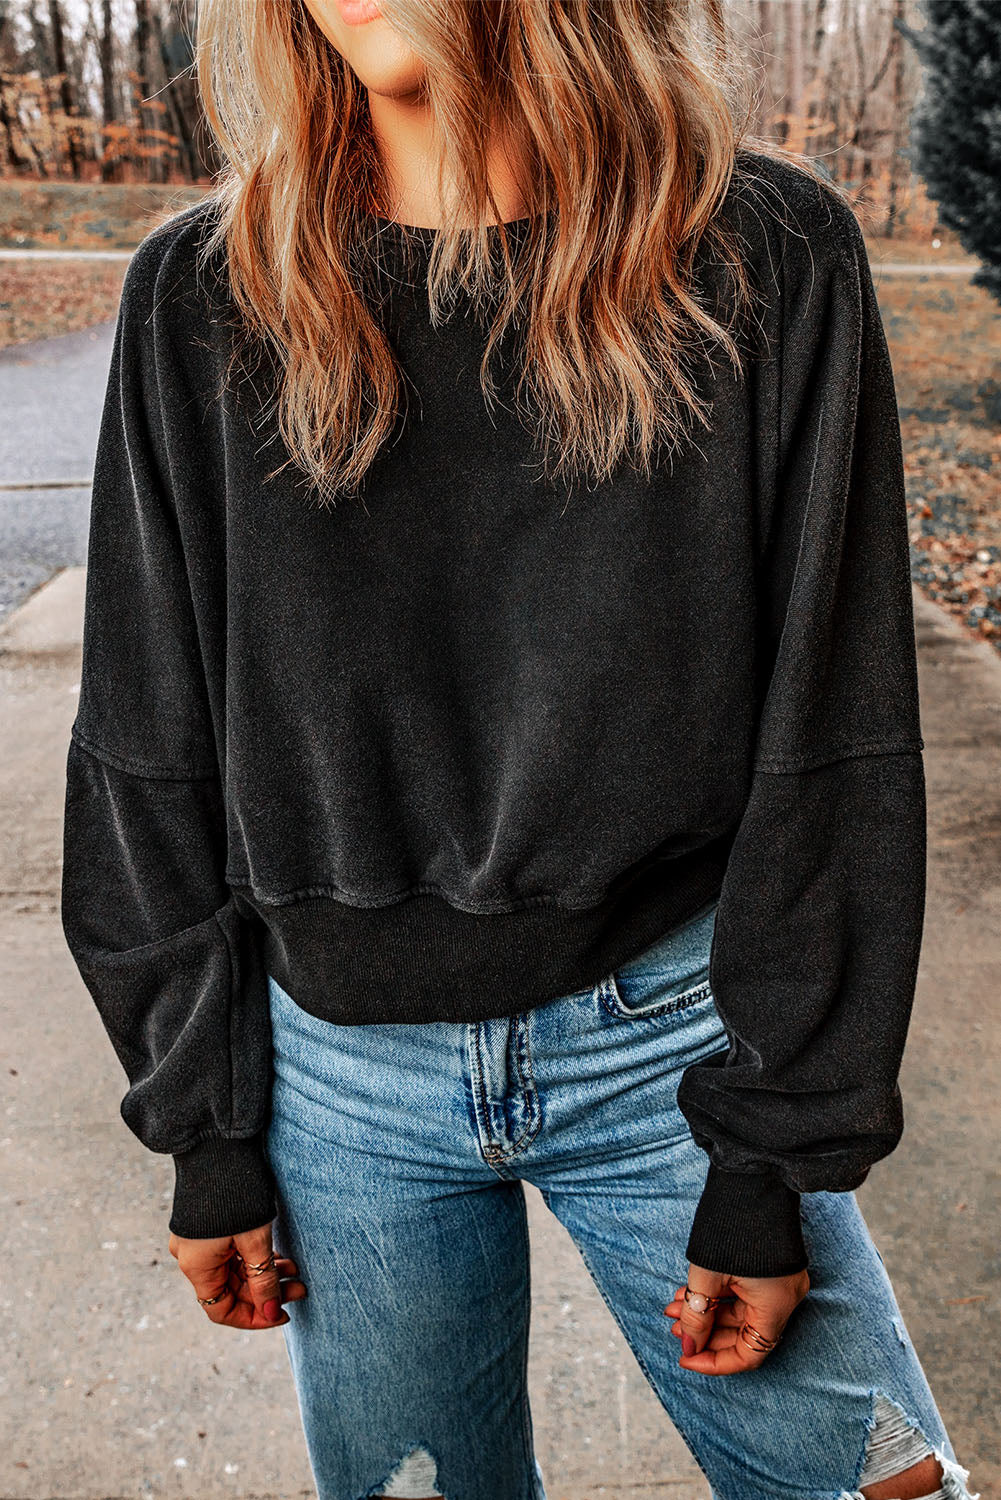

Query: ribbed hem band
left=170, top=1133, right=277, bottom=1241
left=684, top=1162, right=808, bottom=1277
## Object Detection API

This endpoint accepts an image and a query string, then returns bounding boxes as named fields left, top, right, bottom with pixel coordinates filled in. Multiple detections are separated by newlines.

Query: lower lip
left=336, top=0, right=382, bottom=22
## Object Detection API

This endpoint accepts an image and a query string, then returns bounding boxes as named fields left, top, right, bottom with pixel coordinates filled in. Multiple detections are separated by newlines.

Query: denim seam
left=469, top=1023, right=513, bottom=1175
left=469, top=1019, right=541, bottom=1165
left=599, top=972, right=716, bottom=1023
left=515, top=1184, right=542, bottom=1500
left=507, top=1015, right=542, bottom=1158
left=537, top=1187, right=718, bottom=1494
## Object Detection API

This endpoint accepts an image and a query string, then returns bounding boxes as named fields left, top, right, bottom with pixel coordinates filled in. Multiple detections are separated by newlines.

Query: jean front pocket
left=599, top=899, right=720, bottom=1022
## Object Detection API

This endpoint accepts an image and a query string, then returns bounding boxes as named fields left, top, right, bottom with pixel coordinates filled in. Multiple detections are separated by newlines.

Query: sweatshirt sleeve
left=60, top=224, right=277, bottom=1241
left=676, top=184, right=927, bottom=1278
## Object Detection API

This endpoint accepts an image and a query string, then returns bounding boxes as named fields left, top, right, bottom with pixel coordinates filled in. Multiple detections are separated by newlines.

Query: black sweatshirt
left=60, top=150, right=926, bottom=1278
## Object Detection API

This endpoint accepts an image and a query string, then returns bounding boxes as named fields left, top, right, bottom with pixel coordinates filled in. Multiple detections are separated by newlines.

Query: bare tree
left=0, top=0, right=32, bottom=171
left=48, top=0, right=81, bottom=177
left=97, top=0, right=121, bottom=180
left=132, top=0, right=168, bottom=182
left=153, top=3, right=197, bottom=180
left=887, top=0, right=908, bottom=236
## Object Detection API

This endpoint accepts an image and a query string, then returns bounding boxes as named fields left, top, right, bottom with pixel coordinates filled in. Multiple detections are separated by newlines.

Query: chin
left=304, top=0, right=427, bottom=98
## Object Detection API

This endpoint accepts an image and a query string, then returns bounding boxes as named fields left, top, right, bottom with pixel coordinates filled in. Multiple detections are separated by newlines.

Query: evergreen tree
left=897, top=0, right=1001, bottom=303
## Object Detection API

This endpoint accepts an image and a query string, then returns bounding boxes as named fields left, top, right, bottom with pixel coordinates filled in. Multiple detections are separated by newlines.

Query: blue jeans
left=264, top=899, right=976, bottom=1500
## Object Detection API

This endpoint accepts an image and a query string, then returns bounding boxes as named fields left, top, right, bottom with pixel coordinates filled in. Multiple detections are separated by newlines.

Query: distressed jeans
left=264, top=898, right=978, bottom=1500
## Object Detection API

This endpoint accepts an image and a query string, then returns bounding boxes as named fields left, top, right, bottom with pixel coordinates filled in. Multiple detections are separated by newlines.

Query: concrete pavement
left=1, top=569, right=997, bottom=1499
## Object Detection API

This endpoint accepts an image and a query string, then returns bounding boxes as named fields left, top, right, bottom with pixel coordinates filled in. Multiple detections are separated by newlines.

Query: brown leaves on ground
left=877, top=268, right=1001, bottom=650
left=0, top=259, right=127, bottom=349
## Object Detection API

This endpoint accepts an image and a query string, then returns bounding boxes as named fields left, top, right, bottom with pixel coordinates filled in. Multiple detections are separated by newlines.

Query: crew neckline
left=366, top=212, right=538, bottom=240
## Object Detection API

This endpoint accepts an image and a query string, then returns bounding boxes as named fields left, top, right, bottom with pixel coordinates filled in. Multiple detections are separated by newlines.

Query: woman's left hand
left=665, top=1262, right=810, bottom=1375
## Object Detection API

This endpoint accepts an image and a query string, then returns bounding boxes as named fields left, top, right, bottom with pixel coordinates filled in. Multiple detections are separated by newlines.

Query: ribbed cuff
left=169, top=1133, right=277, bottom=1241
left=684, top=1162, right=808, bottom=1277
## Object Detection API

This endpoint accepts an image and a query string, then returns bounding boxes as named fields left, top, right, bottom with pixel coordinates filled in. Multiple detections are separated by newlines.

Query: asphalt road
left=0, top=319, right=114, bottom=621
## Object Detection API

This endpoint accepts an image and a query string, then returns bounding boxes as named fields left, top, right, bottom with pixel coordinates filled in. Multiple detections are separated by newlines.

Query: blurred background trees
left=897, top=0, right=1001, bottom=297
left=0, top=0, right=995, bottom=251
left=0, top=0, right=213, bottom=185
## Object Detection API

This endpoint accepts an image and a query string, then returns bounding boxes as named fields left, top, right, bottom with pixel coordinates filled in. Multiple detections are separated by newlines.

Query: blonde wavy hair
left=191, top=0, right=855, bottom=509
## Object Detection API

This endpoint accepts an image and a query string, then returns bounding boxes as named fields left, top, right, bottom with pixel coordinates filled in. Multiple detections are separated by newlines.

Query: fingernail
left=264, top=1298, right=281, bottom=1321
left=682, top=1333, right=696, bottom=1356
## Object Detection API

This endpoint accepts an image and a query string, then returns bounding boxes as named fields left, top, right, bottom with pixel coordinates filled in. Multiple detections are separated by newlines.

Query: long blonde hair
left=191, top=0, right=855, bottom=509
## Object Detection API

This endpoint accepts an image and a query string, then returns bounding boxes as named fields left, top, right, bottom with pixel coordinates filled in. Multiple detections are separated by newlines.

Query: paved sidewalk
left=1, top=569, right=997, bottom=1500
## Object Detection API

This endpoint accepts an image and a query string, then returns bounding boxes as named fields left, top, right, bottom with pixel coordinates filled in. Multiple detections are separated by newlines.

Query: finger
left=667, top=1302, right=743, bottom=1333
left=182, top=1246, right=239, bottom=1308
left=202, top=1294, right=282, bottom=1330
left=201, top=1271, right=295, bottom=1331
left=175, top=1234, right=241, bottom=1277
left=279, top=1263, right=304, bottom=1289
left=681, top=1338, right=769, bottom=1375
left=678, top=1264, right=727, bottom=1355
left=232, top=1225, right=285, bottom=1324
left=229, top=1270, right=308, bottom=1307
left=665, top=1294, right=740, bottom=1320
left=681, top=1316, right=785, bottom=1375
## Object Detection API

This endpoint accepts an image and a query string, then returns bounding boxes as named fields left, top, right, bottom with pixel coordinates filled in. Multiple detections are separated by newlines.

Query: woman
left=59, top=1, right=981, bottom=1497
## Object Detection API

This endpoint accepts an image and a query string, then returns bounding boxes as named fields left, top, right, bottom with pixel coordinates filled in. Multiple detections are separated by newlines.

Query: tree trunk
left=0, top=8, right=31, bottom=172
left=152, top=5, right=196, bottom=180
left=49, top=0, right=81, bottom=178
left=99, top=0, right=120, bottom=181
left=0, top=75, right=31, bottom=172
left=887, top=0, right=907, bottom=236
left=133, top=0, right=165, bottom=183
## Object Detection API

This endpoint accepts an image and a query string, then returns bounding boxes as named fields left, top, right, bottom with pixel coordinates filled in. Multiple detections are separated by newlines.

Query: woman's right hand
left=169, top=1220, right=308, bottom=1329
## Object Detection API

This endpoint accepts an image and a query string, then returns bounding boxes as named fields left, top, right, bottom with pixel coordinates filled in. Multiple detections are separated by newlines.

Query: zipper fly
left=467, top=1012, right=541, bottom=1167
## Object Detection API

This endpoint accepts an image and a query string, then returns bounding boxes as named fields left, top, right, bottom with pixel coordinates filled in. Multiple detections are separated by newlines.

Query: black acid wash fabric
left=60, top=147, right=926, bottom=1277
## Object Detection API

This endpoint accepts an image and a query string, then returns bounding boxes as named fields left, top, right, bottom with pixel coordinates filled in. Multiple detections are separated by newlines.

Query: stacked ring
left=232, top=1250, right=277, bottom=1277
left=739, top=1322, right=781, bottom=1353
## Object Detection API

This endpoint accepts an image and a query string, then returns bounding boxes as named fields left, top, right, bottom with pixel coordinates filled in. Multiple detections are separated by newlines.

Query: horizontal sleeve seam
left=68, top=902, right=233, bottom=961
left=754, top=739, right=925, bottom=775
left=70, top=724, right=219, bottom=782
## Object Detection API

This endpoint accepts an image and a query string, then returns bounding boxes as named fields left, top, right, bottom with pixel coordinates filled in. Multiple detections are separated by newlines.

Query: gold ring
left=233, top=1251, right=276, bottom=1277
left=196, top=1289, right=228, bottom=1306
left=739, top=1321, right=780, bottom=1353
left=683, top=1286, right=727, bottom=1315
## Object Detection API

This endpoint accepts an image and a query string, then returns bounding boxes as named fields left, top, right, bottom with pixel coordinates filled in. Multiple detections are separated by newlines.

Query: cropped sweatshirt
left=60, top=150, right=927, bottom=1279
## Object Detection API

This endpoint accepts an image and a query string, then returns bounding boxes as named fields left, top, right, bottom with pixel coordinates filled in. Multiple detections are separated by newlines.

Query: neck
left=366, top=89, right=530, bottom=229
